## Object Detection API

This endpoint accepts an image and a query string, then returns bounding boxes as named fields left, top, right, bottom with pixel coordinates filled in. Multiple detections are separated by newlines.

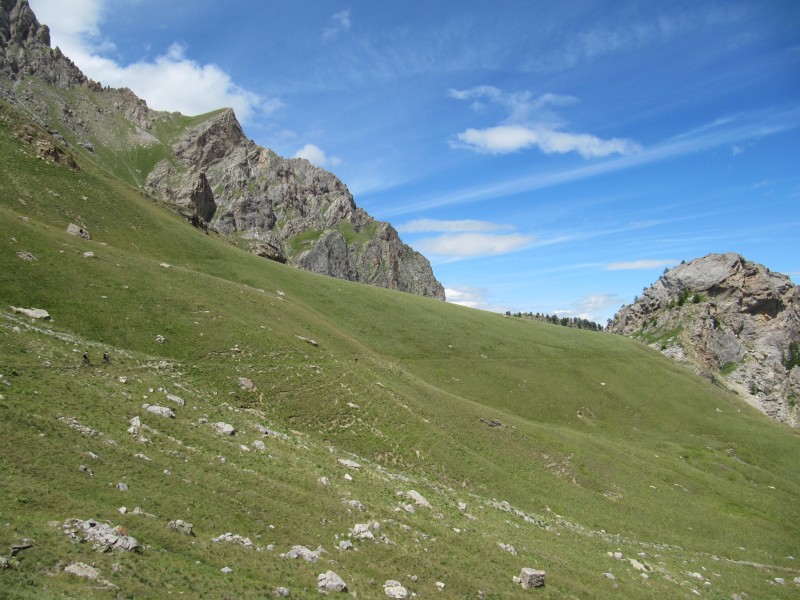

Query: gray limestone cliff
left=0, top=0, right=445, bottom=300
left=608, top=253, right=800, bottom=426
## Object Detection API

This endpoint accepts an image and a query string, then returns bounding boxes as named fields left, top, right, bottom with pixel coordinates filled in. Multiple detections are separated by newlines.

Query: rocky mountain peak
left=1, top=0, right=49, bottom=48
left=609, top=253, right=799, bottom=425
left=1, top=0, right=88, bottom=88
left=0, top=0, right=445, bottom=300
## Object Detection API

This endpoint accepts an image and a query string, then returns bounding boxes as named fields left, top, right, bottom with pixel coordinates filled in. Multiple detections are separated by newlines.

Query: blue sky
left=30, top=0, right=800, bottom=321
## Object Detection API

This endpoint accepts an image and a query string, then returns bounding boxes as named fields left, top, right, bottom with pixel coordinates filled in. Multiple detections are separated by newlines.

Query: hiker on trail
left=82, top=352, right=90, bottom=366
left=103, top=351, right=110, bottom=365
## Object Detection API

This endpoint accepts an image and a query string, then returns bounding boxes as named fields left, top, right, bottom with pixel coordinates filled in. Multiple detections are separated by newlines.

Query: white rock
left=143, top=404, right=175, bottom=418
left=351, top=522, right=375, bottom=540
left=436, top=582, right=446, bottom=591
left=319, top=476, right=330, bottom=486
left=118, top=507, right=127, bottom=514
left=344, top=474, right=353, bottom=482
left=406, top=490, right=432, bottom=509
left=211, top=422, right=235, bottom=435
left=383, top=580, right=408, bottom=598
left=64, top=562, right=100, bottom=580
left=317, top=570, right=347, bottom=592
left=252, top=440, right=266, bottom=451
left=166, top=394, right=185, bottom=406
left=10, top=306, right=50, bottom=320
left=629, top=558, right=648, bottom=572
left=221, top=567, right=232, bottom=574
left=338, top=458, right=361, bottom=469
left=285, top=545, right=324, bottom=562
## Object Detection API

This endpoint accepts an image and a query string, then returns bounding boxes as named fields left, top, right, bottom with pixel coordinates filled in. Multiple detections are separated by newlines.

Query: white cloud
left=294, top=144, right=342, bottom=168
left=445, top=286, right=507, bottom=312
left=414, top=232, right=533, bottom=258
left=605, top=259, right=677, bottom=270
left=398, top=219, right=513, bottom=233
left=453, top=125, right=640, bottom=158
left=323, top=9, right=352, bottom=41
left=731, top=145, right=744, bottom=156
left=448, top=86, right=640, bottom=159
left=29, top=0, right=278, bottom=124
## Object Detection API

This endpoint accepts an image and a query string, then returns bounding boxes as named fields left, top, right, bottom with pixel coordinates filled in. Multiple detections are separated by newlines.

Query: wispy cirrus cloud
left=29, top=0, right=280, bottom=124
left=323, top=10, right=352, bottom=41
left=384, top=106, right=800, bottom=216
left=448, top=86, right=641, bottom=158
left=398, top=219, right=513, bottom=233
left=605, top=259, right=677, bottom=271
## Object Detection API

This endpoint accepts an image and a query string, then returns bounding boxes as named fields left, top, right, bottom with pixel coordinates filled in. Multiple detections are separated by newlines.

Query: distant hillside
left=0, top=0, right=445, bottom=299
left=609, top=253, right=800, bottom=426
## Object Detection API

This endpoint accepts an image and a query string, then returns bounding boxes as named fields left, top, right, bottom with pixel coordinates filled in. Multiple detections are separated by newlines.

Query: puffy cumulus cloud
left=605, top=259, right=677, bottom=270
left=29, top=0, right=279, bottom=124
left=444, top=286, right=507, bottom=312
left=398, top=219, right=513, bottom=233
left=294, top=144, right=342, bottom=168
left=414, top=232, right=533, bottom=259
left=323, top=9, right=352, bottom=41
left=448, top=86, right=640, bottom=159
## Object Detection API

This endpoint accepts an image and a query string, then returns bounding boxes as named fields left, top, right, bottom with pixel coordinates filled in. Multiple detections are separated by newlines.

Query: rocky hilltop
left=608, top=253, right=800, bottom=425
left=0, top=0, right=445, bottom=299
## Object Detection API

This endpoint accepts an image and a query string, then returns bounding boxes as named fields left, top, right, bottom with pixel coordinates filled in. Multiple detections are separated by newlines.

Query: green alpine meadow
left=1, top=1, right=799, bottom=597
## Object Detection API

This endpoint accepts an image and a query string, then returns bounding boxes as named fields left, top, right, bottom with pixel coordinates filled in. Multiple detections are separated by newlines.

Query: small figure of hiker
left=82, top=352, right=90, bottom=366
left=103, top=351, right=110, bottom=365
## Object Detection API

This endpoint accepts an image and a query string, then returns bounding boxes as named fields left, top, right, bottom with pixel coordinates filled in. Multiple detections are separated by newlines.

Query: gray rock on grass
left=317, top=570, right=347, bottom=592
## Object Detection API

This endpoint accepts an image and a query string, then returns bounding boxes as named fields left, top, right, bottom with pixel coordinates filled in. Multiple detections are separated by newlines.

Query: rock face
left=0, top=0, right=445, bottom=300
left=608, top=253, right=800, bottom=425
left=145, top=109, right=445, bottom=299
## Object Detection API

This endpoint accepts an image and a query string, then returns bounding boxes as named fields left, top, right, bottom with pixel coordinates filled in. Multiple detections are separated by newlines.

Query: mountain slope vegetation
left=1, top=97, right=799, bottom=598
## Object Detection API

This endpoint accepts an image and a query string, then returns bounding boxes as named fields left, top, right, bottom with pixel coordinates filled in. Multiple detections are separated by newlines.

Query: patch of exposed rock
left=1, top=0, right=445, bottom=299
left=608, top=253, right=800, bottom=425
left=145, top=109, right=445, bottom=299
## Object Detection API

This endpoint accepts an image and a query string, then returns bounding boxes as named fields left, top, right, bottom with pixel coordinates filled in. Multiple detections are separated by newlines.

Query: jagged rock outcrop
left=0, top=0, right=88, bottom=88
left=608, top=253, right=800, bottom=425
left=145, top=109, right=445, bottom=299
left=0, top=0, right=445, bottom=299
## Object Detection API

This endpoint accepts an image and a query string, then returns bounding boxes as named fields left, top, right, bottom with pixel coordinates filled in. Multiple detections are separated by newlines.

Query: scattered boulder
left=383, top=580, right=408, bottom=598
left=155, top=335, right=166, bottom=344
left=317, top=570, right=347, bottom=593
left=252, top=440, right=266, bottom=451
left=64, top=562, right=100, bottom=580
left=221, top=567, right=233, bottom=574
left=337, top=540, right=354, bottom=551
left=212, top=532, right=253, bottom=547
left=273, top=587, right=290, bottom=597
left=166, top=394, right=185, bottom=406
left=116, top=482, right=128, bottom=491
left=436, top=582, right=446, bottom=591
left=350, top=521, right=380, bottom=541
left=237, top=377, right=254, bottom=390
left=498, top=542, right=517, bottom=555
left=167, top=520, right=194, bottom=536
left=284, top=545, right=325, bottom=562
left=16, top=251, right=37, bottom=261
left=63, top=518, right=139, bottom=552
left=10, top=306, right=50, bottom=320
left=143, top=404, right=175, bottom=418
left=406, top=490, right=432, bottom=509
left=83, top=251, right=95, bottom=258
left=66, top=223, right=91, bottom=239
left=628, top=558, right=648, bottom=572
left=0, top=556, right=9, bottom=569
left=342, top=499, right=365, bottom=511
left=211, top=422, right=235, bottom=435
left=519, top=567, right=546, bottom=589
left=319, top=477, right=330, bottom=486
left=338, top=458, right=361, bottom=469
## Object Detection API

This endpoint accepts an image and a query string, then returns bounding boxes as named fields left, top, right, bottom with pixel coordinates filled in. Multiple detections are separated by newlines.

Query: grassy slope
left=0, top=101, right=799, bottom=599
